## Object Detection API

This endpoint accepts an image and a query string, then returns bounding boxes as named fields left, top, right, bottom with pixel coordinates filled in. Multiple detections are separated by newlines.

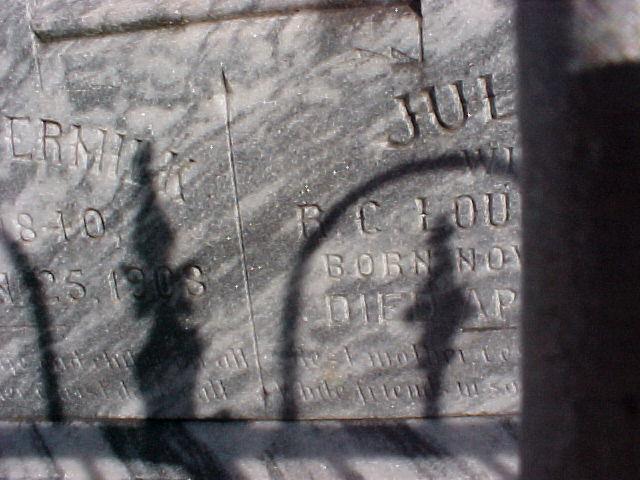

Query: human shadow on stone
left=404, top=213, right=469, bottom=416
left=128, top=141, right=201, bottom=417
left=2, top=152, right=517, bottom=479
left=101, top=141, right=239, bottom=480
left=0, top=232, right=63, bottom=421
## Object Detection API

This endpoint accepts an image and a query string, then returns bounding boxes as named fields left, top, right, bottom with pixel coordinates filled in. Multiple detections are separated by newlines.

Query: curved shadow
left=279, top=152, right=516, bottom=418
left=0, top=232, right=63, bottom=420
left=0, top=150, right=517, bottom=479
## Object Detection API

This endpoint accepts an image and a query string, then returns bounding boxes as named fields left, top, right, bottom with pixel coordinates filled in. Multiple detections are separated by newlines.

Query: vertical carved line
left=221, top=69, right=268, bottom=409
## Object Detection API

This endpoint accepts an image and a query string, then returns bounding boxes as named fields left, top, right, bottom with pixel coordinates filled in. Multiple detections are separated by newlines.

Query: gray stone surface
left=31, top=0, right=405, bottom=41
left=0, top=0, right=519, bottom=422
left=227, top=0, right=519, bottom=419
left=0, top=417, right=519, bottom=479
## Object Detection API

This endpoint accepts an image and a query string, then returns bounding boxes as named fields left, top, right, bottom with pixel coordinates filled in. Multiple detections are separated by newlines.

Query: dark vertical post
left=518, top=1, right=640, bottom=478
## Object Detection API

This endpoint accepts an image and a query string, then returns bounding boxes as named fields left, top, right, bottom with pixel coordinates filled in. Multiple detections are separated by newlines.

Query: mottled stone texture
left=0, top=417, right=519, bottom=479
left=32, top=0, right=405, bottom=41
left=0, top=0, right=519, bottom=422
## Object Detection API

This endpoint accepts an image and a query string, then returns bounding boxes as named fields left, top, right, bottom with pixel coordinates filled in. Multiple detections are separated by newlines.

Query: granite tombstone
left=0, top=0, right=520, bottom=420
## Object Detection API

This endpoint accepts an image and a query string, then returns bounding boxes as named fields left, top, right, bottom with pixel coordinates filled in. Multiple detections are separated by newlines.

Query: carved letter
left=326, top=294, right=350, bottom=326
left=42, top=119, right=62, bottom=165
left=423, top=81, right=469, bottom=131
left=298, top=204, right=323, bottom=239
left=7, top=116, right=32, bottom=160
left=455, top=195, right=477, bottom=228
left=358, top=200, right=381, bottom=234
left=457, top=248, right=476, bottom=272
left=387, top=95, right=418, bottom=148
left=73, top=124, right=106, bottom=172
left=357, top=253, right=374, bottom=277
left=415, top=197, right=431, bottom=231
left=486, top=192, right=510, bottom=226
left=0, top=273, right=13, bottom=305
left=479, top=74, right=514, bottom=120
left=325, top=254, right=344, bottom=278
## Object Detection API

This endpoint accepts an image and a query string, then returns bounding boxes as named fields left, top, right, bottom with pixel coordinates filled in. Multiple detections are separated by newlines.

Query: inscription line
left=33, top=2, right=408, bottom=43
left=416, top=6, right=424, bottom=63
left=25, top=0, right=43, bottom=91
left=221, top=68, right=268, bottom=409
